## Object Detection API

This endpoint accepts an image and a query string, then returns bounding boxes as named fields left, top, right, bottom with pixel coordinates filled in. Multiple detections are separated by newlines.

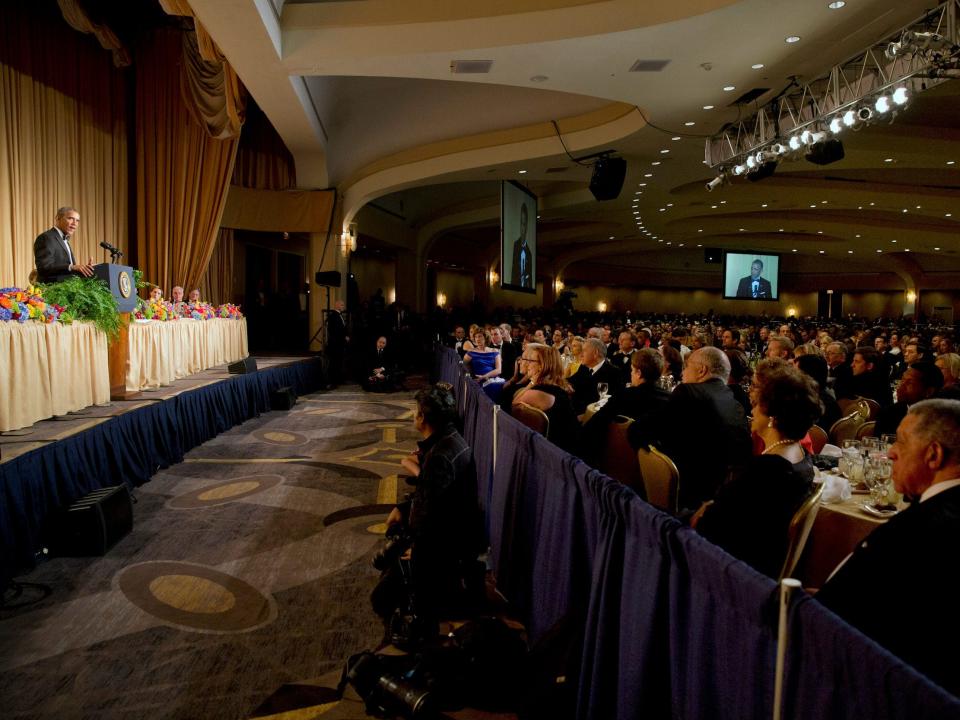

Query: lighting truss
left=704, top=0, right=960, bottom=169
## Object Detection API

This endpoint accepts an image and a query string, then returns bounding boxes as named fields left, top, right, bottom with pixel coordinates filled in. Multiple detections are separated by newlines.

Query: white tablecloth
left=125, top=318, right=248, bottom=391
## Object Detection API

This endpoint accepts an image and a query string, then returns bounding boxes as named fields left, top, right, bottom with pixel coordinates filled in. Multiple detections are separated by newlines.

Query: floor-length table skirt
left=125, top=318, right=248, bottom=391
left=0, top=322, right=110, bottom=432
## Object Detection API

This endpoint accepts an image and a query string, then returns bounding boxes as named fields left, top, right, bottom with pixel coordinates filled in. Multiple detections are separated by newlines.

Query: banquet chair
left=829, top=411, right=865, bottom=445
left=808, top=425, right=828, bottom=455
left=596, top=416, right=644, bottom=494
left=512, top=402, right=550, bottom=439
left=779, top=483, right=825, bottom=582
left=837, top=397, right=877, bottom=421
left=855, top=420, right=877, bottom=440
left=637, top=445, right=679, bottom=513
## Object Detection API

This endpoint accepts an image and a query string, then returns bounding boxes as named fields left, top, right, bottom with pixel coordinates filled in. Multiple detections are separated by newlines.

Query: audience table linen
left=0, top=321, right=110, bottom=432
left=125, top=318, right=248, bottom=391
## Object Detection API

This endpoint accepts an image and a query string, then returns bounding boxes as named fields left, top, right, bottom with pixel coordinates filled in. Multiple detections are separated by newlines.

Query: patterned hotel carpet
left=0, top=383, right=427, bottom=720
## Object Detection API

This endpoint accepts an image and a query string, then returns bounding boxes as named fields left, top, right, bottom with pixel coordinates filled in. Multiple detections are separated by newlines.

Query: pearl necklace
left=762, top=439, right=797, bottom=455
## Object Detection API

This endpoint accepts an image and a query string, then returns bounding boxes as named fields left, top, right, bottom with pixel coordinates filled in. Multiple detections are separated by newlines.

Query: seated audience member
left=629, top=346, right=751, bottom=511
left=692, top=359, right=819, bottom=577
left=362, top=336, right=402, bottom=392
left=449, top=326, right=467, bottom=355
left=509, top=343, right=580, bottom=454
left=609, top=330, right=638, bottom=385
left=796, top=354, right=842, bottom=432
left=824, top=341, right=852, bottom=396
left=843, top=346, right=892, bottom=407
left=875, top=361, right=943, bottom=436
left=766, top=334, right=794, bottom=361
left=935, top=353, right=960, bottom=400
left=660, top=343, right=683, bottom=385
left=489, top=326, right=516, bottom=373
left=569, top=337, right=625, bottom=414
left=564, top=336, right=584, bottom=378
left=188, top=288, right=201, bottom=303
left=463, top=329, right=503, bottom=399
left=724, top=349, right=752, bottom=417
left=815, top=399, right=960, bottom=697
left=373, top=384, right=485, bottom=628
left=893, top=341, right=927, bottom=381
left=938, top=336, right=954, bottom=356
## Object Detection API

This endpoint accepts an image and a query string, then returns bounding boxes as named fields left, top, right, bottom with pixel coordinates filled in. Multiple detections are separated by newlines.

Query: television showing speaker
left=500, top=180, right=537, bottom=293
left=723, top=251, right=780, bottom=300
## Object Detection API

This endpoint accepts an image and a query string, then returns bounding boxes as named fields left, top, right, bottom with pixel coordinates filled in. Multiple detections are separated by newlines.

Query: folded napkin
left=820, top=443, right=842, bottom=458
left=820, top=472, right=852, bottom=504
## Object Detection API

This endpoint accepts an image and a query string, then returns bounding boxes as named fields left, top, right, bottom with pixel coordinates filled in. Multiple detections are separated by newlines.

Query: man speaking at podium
left=735, top=259, right=772, bottom=299
left=34, top=206, right=94, bottom=283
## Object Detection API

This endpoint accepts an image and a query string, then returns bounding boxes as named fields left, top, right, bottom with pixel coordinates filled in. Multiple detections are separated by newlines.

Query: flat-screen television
left=500, top=180, right=537, bottom=293
left=723, top=251, right=780, bottom=300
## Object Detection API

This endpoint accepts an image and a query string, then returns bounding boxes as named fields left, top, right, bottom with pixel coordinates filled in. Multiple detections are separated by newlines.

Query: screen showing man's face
left=751, top=262, right=762, bottom=279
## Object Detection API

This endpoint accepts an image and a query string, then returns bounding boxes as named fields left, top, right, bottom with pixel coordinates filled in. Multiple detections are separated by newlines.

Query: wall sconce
left=437, top=292, right=447, bottom=307
left=388, top=288, right=396, bottom=304
left=489, top=269, right=499, bottom=286
left=787, top=306, right=797, bottom=318
left=555, top=278, right=565, bottom=293
left=598, top=301, right=608, bottom=313
left=906, top=289, right=917, bottom=303
left=340, top=223, right=357, bottom=257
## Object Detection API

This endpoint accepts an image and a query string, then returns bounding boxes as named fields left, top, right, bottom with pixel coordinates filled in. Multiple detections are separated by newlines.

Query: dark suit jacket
left=326, top=310, right=348, bottom=348
left=629, top=377, right=751, bottom=510
left=735, top=275, right=773, bottom=299
left=34, top=228, right=77, bottom=283
left=511, top=240, right=532, bottom=288
left=581, top=383, right=671, bottom=465
left=608, top=350, right=634, bottom=385
left=815, top=485, right=960, bottom=697
left=569, top=361, right=625, bottom=414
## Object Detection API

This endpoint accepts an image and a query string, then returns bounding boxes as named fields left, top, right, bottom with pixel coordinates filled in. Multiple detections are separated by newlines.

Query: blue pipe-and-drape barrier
left=1, top=358, right=324, bottom=580
left=438, top=347, right=960, bottom=719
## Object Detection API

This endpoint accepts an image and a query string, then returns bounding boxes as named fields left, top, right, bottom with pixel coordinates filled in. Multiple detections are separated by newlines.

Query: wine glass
left=597, top=382, right=609, bottom=401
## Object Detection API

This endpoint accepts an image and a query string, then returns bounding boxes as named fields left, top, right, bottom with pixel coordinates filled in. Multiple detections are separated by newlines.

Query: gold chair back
left=808, top=425, right=828, bottom=454
left=596, top=416, right=643, bottom=492
left=637, top=445, right=680, bottom=513
left=829, top=411, right=865, bottom=445
left=779, top=483, right=825, bottom=581
left=855, top=420, right=877, bottom=440
left=513, top=402, right=550, bottom=438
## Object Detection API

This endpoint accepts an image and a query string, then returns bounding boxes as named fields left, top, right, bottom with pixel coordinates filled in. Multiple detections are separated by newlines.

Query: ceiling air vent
left=450, top=60, right=493, bottom=74
left=629, top=59, right=670, bottom=72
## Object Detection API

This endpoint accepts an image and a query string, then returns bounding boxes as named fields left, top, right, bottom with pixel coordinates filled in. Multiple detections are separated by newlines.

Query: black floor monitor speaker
left=228, top=356, right=258, bottom=374
left=589, top=156, right=627, bottom=201
left=49, top=485, right=133, bottom=556
left=315, top=270, right=342, bottom=287
left=270, top=385, right=297, bottom=411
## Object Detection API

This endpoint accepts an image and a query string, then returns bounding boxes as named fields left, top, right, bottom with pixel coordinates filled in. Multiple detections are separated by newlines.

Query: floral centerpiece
left=217, top=303, right=243, bottom=319
left=0, top=286, right=68, bottom=324
left=135, top=299, right=178, bottom=321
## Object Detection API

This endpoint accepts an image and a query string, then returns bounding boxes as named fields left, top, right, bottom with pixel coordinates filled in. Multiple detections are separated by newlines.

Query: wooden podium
left=93, top=263, right=138, bottom=401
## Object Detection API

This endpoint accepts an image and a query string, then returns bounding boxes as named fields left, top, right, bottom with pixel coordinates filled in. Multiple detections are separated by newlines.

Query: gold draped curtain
left=0, top=2, right=128, bottom=289
left=199, top=227, right=235, bottom=303
left=135, top=26, right=242, bottom=296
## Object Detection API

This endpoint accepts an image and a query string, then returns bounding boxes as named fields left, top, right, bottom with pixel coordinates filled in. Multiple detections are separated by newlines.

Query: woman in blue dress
left=464, top=329, right=503, bottom=399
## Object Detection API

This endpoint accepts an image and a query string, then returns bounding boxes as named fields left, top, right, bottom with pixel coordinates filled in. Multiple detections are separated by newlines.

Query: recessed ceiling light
left=848, top=250, right=854, bottom=254
left=810, top=204, right=817, bottom=208
left=711, top=205, right=718, bottom=209
left=635, top=191, right=641, bottom=195
left=817, top=231, right=823, bottom=234
left=786, top=36, right=801, bottom=43
left=667, top=203, right=673, bottom=207
left=891, top=239, right=897, bottom=243
left=935, top=247, right=941, bottom=251
left=697, top=244, right=702, bottom=247
left=876, top=249, right=883, bottom=253
left=659, top=208, right=666, bottom=212
left=679, top=243, right=685, bottom=247
left=819, top=250, right=825, bottom=254
left=530, top=75, right=549, bottom=82
left=858, top=206, right=863, bottom=210
left=792, top=249, right=797, bottom=252
left=947, top=213, right=953, bottom=217
left=660, top=149, right=670, bottom=154
left=779, top=228, right=784, bottom=232
left=671, top=136, right=681, bottom=141
left=761, top=203, right=768, bottom=208
left=723, top=85, right=736, bottom=92
left=609, top=236, right=615, bottom=240
left=916, top=205, right=922, bottom=209
left=821, top=200, right=827, bottom=204
left=698, top=229, right=703, bottom=232
left=684, top=121, right=695, bottom=126
left=703, top=105, right=715, bottom=110
left=633, top=211, right=640, bottom=214
left=884, top=158, right=893, bottom=162
left=752, top=63, right=765, bottom=70
left=739, top=228, right=745, bottom=231
left=720, top=200, right=727, bottom=204
left=638, top=183, right=647, bottom=187
left=518, top=169, right=527, bottom=174
left=869, top=202, right=875, bottom=206
left=905, top=249, right=911, bottom=252
left=651, top=161, right=662, bottom=166
left=855, top=234, right=861, bottom=238
left=828, top=1, right=846, bottom=9
left=644, top=173, right=653, bottom=177
left=902, top=209, right=908, bottom=213
left=948, top=160, right=956, bottom=165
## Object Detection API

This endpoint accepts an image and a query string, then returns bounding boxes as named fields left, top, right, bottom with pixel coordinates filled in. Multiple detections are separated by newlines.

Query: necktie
left=752, top=280, right=759, bottom=298
left=63, top=234, right=75, bottom=265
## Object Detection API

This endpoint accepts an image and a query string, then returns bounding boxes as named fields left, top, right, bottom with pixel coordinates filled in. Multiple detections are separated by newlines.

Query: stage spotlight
left=875, top=95, right=891, bottom=114
left=755, top=149, right=779, bottom=164
left=747, top=161, right=778, bottom=182
left=806, top=138, right=845, bottom=165
left=804, top=131, right=826, bottom=145
left=829, top=116, right=843, bottom=134
left=789, top=135, right=803, bottom=151
left=842, top=110, right=857, bottom=127
left=857, top=106, right=873, bottom=122
left=892, top=87, right=909, bottom=105
left=705, top=175, right=724, bottom=191
left=800, top=129, right=813, bottom=145
left=746, top=155, right=757, bottom=169
left=885, top=41, right=903, bottom=61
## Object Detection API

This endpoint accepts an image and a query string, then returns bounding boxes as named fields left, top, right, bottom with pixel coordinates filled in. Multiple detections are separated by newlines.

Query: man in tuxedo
left=33, top=206, right=94, bottom=283
left=511, top=203, right=533, bottom=288
left=816, top=399, right=960, bottom=697
left=363, top=335, right=401, bottom=392
left=609, top=330, right=638, bottom=385
left=569, top=337, right=624, bottom=414
left=825, top=341, right=852, bottom=397
left=629, top=346, right=751, bottom=511
left=875, top=361, right=943, bottom=437
left=735, top=259, right=772, bottom=299
left=326, top=299, right=349, bottom=386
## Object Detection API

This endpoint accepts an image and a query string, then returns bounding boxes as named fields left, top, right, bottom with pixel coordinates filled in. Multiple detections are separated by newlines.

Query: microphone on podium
left=99, top=241, right=123, bottom=258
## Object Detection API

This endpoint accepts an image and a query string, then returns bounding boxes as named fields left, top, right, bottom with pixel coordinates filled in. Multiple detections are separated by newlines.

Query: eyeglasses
left=521, top=357, right=540, bottom=364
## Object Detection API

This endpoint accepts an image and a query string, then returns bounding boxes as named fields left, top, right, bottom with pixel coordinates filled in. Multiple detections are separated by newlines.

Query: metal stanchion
left=773, top=578, right=802, bottom=720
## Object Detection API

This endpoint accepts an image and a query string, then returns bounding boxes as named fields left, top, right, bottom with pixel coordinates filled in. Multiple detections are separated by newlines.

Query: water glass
left=597, top=382, right=609, bottom=400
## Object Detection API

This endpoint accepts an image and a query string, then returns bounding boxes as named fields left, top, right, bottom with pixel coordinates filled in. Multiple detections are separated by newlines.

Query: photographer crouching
left=371, top=384, right=486, bottom=647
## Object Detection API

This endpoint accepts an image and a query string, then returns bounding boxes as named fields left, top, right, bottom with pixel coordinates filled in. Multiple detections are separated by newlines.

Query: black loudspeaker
left=806, top=139, right=845, bottom=165
left=704, top=248, right=722, bottom=264
left=589, top=156, right=627, bottom=201
left=270, top=385, right=297, bottom=411
left=49, top=485, right=133, bottom=556
left=315, top=270, right=342, bottom=287
left=228, top=356, right=258, bottom=374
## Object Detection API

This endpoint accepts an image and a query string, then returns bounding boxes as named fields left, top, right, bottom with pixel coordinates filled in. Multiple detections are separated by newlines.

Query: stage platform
left=0, top=355, right=326, bottom=579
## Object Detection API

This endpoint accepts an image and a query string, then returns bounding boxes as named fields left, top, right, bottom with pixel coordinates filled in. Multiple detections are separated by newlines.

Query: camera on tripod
left=344, top=651, right=434, bottom=719
left=373, top=523, right=413, bottom=571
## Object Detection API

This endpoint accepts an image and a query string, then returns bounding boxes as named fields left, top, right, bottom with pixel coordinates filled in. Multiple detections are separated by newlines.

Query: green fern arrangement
left=39, top=277, right=123, bottom=340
